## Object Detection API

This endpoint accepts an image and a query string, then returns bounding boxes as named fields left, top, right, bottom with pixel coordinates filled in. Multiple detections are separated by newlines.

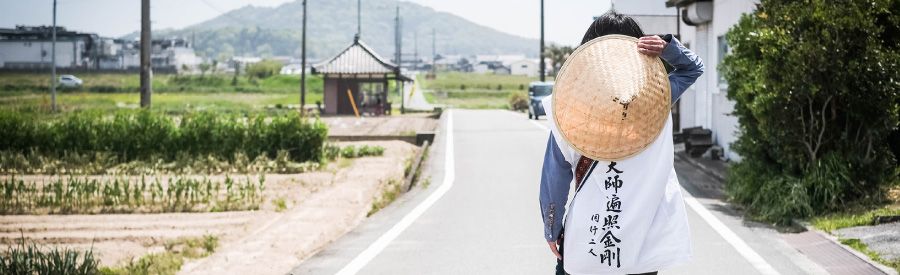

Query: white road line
left=681, top=187, right=781, bottom=275
left=530, top=120, right=549, bottom=132
left=335, top=109, right=455, bottom=275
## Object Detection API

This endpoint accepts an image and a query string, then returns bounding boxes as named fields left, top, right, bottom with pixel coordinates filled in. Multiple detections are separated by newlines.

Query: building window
left=717, top=35, right=729, bottom=88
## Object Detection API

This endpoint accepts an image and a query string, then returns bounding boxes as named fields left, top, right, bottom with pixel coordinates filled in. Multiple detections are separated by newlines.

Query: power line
left=198, top=0, right=249, bottom=25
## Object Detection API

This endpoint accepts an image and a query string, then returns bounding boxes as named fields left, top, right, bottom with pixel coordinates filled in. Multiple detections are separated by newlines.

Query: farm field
left=0, top=72, right=438, bottom=274
left=0, top=73, right=324, bottom=114
left=416, top=72, right=554, bottom=109
left=1, top=140, right=416, bottom=274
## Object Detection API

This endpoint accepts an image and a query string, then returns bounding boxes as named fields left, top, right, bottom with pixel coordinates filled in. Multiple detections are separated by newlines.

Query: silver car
left=59, top=75, right=82, bottom=87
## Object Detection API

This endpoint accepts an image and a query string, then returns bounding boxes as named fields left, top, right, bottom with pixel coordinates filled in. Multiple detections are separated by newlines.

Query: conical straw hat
left=552, top=35, right=671, bottom=161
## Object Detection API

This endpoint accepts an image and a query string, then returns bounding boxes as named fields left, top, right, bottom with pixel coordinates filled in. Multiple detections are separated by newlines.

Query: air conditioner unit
left=682, top=1, right=713, bottom=25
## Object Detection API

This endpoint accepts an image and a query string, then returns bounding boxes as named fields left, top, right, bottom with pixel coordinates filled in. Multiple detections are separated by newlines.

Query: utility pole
left=356, top=0, right=361, bottom=40
left=431, top=28, right=435, bottom=77
left=539, top=0, right=546, bottom=82
left=396, top=4, right=404, bottom=114
left=140, top=0, right=152, bottom=107
left=301, top=0, right=307, bottom=113
left=414, top=32, right=418, bottom=71
left=51, top=0, right=57, bottom=110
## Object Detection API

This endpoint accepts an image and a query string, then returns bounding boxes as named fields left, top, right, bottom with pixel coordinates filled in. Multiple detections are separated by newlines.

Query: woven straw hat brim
left=552, top=35, right=671, bottom=162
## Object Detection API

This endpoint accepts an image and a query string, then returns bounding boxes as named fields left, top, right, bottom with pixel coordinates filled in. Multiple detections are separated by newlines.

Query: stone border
left=329, top=132, right=435, bottom=146
left=792, top=220, right=899, bottom=275
left=401, top=140, right=430, bottom=192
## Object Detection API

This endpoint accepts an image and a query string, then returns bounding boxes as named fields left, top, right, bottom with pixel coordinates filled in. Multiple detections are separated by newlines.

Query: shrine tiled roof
left=312, top=39, right=398, bottom=74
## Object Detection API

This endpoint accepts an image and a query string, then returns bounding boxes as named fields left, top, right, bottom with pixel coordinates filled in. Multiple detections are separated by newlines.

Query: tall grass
left=0, top=109, right=328, bottom=164
left=0, top=235, right=100, bottom=275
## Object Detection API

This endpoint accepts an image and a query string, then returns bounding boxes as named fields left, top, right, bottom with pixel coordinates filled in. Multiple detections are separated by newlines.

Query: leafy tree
left=181, top=64, right=190, bottom=74
left=543, top=44, right=575, bottom=76
left=198, top=63, right=211, bottom=76
left=246, top=60, right=283, bottom=80
left=721, top=0, right=900, bottom=223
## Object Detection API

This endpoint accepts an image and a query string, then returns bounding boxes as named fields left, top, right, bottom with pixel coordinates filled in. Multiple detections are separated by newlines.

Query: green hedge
left=0, top=109, right=329, bottom=163
left=720, top=0, right=900, bottom=223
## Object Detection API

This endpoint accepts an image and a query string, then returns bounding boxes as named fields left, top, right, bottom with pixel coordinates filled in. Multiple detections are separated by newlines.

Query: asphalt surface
left=292, top=109, right=832, bottom=275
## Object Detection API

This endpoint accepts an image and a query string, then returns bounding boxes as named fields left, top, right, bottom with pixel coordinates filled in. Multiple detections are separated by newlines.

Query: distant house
left=509, top=59, right=540, bottom=77
left=494, top=65, right=510, bottom=75
left=473, top=63, right=491, bottom=74
left=0, top=25, right=199, bottom=73
left=150, top=38, right=199, bottom=71
left=0, top=25, right=96, bottom=69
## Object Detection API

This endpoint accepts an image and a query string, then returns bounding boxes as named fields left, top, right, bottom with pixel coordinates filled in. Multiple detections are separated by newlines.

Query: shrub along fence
left=0, top=109, right=329, bottom=164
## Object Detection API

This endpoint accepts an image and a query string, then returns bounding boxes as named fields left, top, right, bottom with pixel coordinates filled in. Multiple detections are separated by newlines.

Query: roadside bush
left=720, top=0, right=900, bottom=223
left=508, top=90, right=529, bottom=111
left=246, top=60, right=283, bottom=79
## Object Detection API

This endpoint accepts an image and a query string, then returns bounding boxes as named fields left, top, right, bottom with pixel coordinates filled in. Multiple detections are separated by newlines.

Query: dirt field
left=0, top=140, right=417, bottom=274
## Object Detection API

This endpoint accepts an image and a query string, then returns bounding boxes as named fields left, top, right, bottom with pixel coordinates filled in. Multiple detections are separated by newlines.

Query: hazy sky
left=0, top=0, right=617, bottom=45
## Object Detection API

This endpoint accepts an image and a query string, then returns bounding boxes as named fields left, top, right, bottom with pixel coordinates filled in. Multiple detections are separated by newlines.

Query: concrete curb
left=401, top=140, right=429, bottom=192
left=674, top=152, right=726, bottom=182
left=792, top=220, right=899, bottom=275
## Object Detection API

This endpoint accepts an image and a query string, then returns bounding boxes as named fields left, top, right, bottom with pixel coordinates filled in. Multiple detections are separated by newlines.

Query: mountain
left=121, top=0, right=540, bottom=62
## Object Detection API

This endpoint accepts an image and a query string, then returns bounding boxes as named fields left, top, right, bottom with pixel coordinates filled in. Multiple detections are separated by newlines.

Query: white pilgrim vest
left=543, top=96, right=692, bottom=275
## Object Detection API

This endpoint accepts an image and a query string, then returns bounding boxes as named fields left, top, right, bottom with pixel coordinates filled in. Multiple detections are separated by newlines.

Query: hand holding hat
left=637, top=36, right=668, bottom=57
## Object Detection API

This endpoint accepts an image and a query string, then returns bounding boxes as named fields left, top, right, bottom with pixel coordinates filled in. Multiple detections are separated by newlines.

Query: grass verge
left=812, top=206, right=900, bottom=233
left=838, top=238, right=900, bottom=272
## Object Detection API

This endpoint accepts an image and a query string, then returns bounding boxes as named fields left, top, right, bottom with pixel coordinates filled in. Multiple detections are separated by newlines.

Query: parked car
left=59, top=75, right=82, bottom=87
left=528, top=81, right=554, bottom=120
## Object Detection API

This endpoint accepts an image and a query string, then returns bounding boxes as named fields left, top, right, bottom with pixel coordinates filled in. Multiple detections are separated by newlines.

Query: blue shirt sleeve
left=539, top=133, right=573, bottom=242
left=659, top=34, right=705, bottom=104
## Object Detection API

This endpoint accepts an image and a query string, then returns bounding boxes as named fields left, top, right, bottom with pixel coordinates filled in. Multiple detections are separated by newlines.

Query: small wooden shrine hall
left=312, top=37, right=411, bottom=115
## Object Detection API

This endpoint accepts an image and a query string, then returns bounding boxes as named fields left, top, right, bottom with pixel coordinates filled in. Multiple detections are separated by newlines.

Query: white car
left=59, top=75, right=82, bottom=87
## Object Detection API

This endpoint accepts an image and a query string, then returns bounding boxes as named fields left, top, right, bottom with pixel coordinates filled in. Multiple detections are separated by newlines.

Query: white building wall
left=711, top=0, right=757, bottom=161
left=473, top=64, right=490, bottom=74
left=673, top=0, right=757, bottom=161
left=0, top=41, right=77, bottom=68
left=510, top=60, right=539, bottom=77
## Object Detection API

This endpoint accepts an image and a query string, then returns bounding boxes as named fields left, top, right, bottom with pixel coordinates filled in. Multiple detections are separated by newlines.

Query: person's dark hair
left=580, top=10, right=645, bottom=45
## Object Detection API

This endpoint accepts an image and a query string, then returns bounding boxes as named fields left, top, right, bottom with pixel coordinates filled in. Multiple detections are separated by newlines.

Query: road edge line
left=335, top=109, right=455, bottom=275
left=681, top=187, right=781, bottom=275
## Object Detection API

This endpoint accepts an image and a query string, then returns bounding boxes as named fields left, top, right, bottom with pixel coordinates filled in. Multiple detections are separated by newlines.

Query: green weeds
left=273, top=198, right=287, bottom=213
left=0, top=174, right=266, bottom=214
left=99, top=235, right=219, bottom=275
left=368, top=179, right=401, bottom=217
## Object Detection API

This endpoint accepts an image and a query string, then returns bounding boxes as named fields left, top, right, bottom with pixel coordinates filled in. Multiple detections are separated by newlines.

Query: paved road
left=293, top=109, right=830, bottom=275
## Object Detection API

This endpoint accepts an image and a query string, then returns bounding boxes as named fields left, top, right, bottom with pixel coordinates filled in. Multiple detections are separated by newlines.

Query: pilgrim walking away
left=539, top=11, right=704, bottom=275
